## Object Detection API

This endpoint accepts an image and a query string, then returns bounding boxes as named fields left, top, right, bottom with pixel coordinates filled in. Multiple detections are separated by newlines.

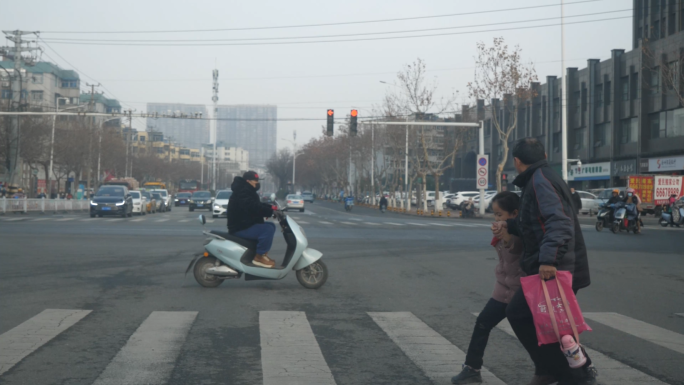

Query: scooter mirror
left=270, top=193, right=276, bottom=202
left=198, top=214, right=206, bottom=225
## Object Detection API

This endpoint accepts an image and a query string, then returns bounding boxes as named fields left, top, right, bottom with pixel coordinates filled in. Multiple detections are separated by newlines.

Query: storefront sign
left=639, top=159, right=649, bottom=173
left=648, top=155, right=684, bottom=172
left=628, top=175, right=654, bottom=204
left=568, top=162, right=611, bottom=181
left=654, top=176, right=684, bottom=204
left=612, top=159, right=637, bottom=177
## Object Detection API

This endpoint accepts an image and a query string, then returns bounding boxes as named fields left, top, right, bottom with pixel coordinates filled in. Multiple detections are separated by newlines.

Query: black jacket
left=227, top=177, right=274, bottom=234
left=506, top=160, right=590, bottom=291
left=379, top=197, right=388, bottom=207
left=571, top=192, right=582, bottom=212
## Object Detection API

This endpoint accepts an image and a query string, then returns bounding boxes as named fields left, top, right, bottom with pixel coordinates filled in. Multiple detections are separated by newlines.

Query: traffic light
left=327, top=109, right=334, bottom=136
left=350, top=109, right=358, bottom=136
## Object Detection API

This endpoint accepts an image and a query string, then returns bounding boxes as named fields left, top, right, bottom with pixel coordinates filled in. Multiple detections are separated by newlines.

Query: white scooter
left=185, top=197, right=328, bottom=289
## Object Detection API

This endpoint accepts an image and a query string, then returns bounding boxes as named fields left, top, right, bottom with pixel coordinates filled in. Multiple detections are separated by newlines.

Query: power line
left=40, top=0, right=604, bottom=34
left=40, top=9, right=629, bottom=43
left=37, top=15, right=632, bottom=47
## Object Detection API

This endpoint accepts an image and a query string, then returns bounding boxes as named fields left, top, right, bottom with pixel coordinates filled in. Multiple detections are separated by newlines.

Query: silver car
left=285, top=194, right=305, bottom=212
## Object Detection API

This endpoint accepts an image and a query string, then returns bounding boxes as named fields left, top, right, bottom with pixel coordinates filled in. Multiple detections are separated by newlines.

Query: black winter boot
left=451, top=365, right=482, bottom=384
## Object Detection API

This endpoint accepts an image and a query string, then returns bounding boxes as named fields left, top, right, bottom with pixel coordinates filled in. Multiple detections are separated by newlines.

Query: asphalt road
left=0, top=201, right=683, bottom=385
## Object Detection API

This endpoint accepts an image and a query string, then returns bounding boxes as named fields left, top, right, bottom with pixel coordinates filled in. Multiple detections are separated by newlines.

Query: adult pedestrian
left=492, top=138, right=596, bottom=385
left=570, top=188, right=582, bottom=215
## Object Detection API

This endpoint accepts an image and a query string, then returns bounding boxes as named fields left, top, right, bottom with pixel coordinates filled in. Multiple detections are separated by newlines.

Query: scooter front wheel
left=610, top=223, right=619, bottom=234
left=193, top=256, right=224, bottom=288
left=595, top=221, right=603, bottom=232
left=296, top=260, right=328, bottom=289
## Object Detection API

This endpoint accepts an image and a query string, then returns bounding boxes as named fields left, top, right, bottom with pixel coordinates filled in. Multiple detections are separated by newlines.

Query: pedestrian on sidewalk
left=570, top=188, right=582, bottom=215
left=451, top=191, right=524, bottom=385
left=492, top=138, right=596, bottom=385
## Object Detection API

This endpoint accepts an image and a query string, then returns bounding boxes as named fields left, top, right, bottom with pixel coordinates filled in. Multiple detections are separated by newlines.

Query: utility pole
left=211, top=69, right=219, bottom=192
left=560, top=0, right=569, bottom=181
left=85, top=83, right=100, bottom=194
left=292, top=130, right=297, bottom=188
left=123, top=109, right=134, bottom=178
left=1, top=30, right=40, bottom=189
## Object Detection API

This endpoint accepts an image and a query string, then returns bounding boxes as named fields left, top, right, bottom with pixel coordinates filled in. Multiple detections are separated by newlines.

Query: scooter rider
left=606, top=189, right=621, bottom=205
left=623, top=188, right=642, bottom=231
left=227, top=171, right=277, bottom=268
left=379, top=195, right=388, bottom=211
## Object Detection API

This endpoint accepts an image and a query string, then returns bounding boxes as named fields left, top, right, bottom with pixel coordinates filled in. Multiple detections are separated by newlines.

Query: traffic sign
left=476, top=154, right=489, bottom=190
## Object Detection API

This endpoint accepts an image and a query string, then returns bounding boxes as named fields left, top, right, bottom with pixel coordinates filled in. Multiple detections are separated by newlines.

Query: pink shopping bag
left=520, top=271, right=592, bottom=346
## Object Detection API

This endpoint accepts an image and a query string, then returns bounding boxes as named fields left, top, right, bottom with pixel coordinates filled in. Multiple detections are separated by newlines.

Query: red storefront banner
left=628, top=175, right=654, bottom=204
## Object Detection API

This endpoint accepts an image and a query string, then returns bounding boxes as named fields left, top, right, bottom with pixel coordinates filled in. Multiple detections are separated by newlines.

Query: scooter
left=380, top=204, right=387, bottom=213
left=595, top=203, right=615, bottom=231
left=660, top=201, right=684, bottom=228
left=185, top=198, right=328, bottom=289
left=344, top=197, right=354, bottom=212
left=611, top=202, right=640, bottom=234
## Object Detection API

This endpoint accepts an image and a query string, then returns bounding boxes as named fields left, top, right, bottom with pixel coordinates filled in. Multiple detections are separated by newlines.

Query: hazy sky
left=2, top=0, right=632, bottom=152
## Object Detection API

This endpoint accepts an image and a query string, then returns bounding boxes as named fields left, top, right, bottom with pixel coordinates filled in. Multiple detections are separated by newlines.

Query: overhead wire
left=39, top=15, right=631, bottom=46
left=40, top=9, right=629, bottom=43
left=39, top=0, right=603, bottom=34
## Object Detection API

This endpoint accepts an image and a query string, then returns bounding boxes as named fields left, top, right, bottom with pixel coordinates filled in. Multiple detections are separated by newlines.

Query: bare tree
left=642, top=38, right=684, bottom=107
left=468, top=37, right=537, bottom=192
left=266, top=149, right=293, bottom=193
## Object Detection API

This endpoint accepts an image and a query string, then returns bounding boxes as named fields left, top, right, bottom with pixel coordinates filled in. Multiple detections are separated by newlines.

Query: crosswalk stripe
left=4, top=217, right=25, bottom=221
left=297, top=221, right=310, bottom=224
left=155, top=219, right=169, bottom=222
left=108, top=218, right=123, bottom=222
left=318, top=221, right=333, bottom=225
left=0, top=309, right=91, bottom=376
left=384, top=222, right=404, bottom=226
left=340, top=221, right=356, bottom=225
left=131, top=218, right=145, bottom=222
left=55, top=217, right=75, bottom=221
left=92, top=311, right=198, bottom=385
left=471, top=223, right=493, bottom=227
left=407, top=222, right=427, bottom=226
left=81, top=218, right=98, bottom=221
left=260, top=311, right=336, bottom=385
left=448, top=223, right=476, bottom=227
left=429, top=222, right=452, bottom=227
left=365, top=222, right=380, bottom=226
left=348, top=218, right=362, bottom=221
left=31, top=218, right=50, bottom=221
left=584, top=312, right=684, bottom=355
left=676, top=313, right=684, bottom=318
left=178, top=219, right=192, bottom=222
left=478, top=313, right=668, bottom=384
left=370, top=312, right=506, bottom=384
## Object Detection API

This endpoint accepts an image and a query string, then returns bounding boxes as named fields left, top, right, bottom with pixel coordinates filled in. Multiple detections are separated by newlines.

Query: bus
left=178, top=179, right=201, bottom=193
left=142, top=181, right=166, bottom=190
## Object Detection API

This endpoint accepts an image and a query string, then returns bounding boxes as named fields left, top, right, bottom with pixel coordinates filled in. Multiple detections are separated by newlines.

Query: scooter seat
left=209, top=230, right=257, bottom=250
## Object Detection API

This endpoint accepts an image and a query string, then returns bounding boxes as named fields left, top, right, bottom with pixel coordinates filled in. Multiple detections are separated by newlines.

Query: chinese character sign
left=628, top=176, right=654, bottom=203
left=653, top=176, right=684, bottom=205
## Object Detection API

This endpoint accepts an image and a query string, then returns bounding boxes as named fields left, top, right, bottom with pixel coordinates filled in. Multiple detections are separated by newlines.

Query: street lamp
left=96, top=117, right=121, bottom=190
left=281, top=131, right=299, bottom=191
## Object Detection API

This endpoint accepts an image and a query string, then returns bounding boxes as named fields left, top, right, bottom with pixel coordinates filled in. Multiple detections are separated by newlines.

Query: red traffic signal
left=327, top=109, right=334, bottom=116
left=350, top=109, right=358, bottom=117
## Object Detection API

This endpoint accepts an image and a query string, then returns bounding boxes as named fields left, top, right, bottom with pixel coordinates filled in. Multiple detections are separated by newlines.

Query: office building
left=215, top=105, right=277, bottom=168
left=146, top=103, right=209, bottom=150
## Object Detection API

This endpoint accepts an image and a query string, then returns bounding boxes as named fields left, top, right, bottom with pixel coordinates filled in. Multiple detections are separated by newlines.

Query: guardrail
left=0, top=198, right=90, bottom=214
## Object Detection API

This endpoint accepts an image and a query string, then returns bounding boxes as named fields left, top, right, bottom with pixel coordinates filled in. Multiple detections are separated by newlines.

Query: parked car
left=151, top=192, right=166, bottom=212
left=90, top=185, right=133, bottom=218
left=189, top=191, right=213, bottom=212
left=130, top=190, right=147, bottom=215
left=151, top=189, right=172, bottom=211
left=141, top=191, right=156, bottom=213
left=301, top=191, right=315, bottom=203
left=285, top=194, right=305, bottom=212
left=212, top=190, right=232, bottom=218
left=473, top=191, right=497, bottom=212
left=175, top=192, right=191, bottom=206
left=576, top=190, right=600, bottom=215
left=442, top=194, right=456, bottom=210
left=447, top=191, right=481, bottom=210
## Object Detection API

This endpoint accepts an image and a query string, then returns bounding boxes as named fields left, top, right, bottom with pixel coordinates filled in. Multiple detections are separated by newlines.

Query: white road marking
left=584, top=312, right=684, bottom=355
left=449, top=223, right=477, bottom=227
left=429, top=222, right=452, bottom=227
left=155, top=219, right=169, bottom=223
left=3, top=217, right=25, bottom=221
left=206, top=219, right=214, bottom=224
left=55, top=217, right=75, bottom=222
left=340, top=221, right=357, bottom=225
left=108, top=218, right=123, bottom=222
left=676, top=313, right=684, bottom=318
left=479, top=312, right=668, bottom=384
left=92, top=311, right=197, bottom=385
left=471, top=223, right=494, bottom=227
left=31, top=218, right=50, bottom=221
left=260, top=311, right=336, bottom=385
left=407, top=222, right=427, bottom=226
left=178, top=219, right=192, bottom=222
left=364, top=222, right=380, bottom=226
left=131, top=218, right=146, bottom=222
left=347, top=218, right=362, bottom=221
left=297, top=221, right=310, bottom=224
left=318, top=221, right=333, bottom=225
left=81, top=218, right=98, bottom=221
left=384, top=222, right=404, bottom=226
left=0, top=309, right=92, bottom=376
left=370, top=312, right=505, bottom=384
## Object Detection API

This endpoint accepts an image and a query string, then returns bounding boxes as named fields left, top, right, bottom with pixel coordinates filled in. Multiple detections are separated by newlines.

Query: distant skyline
left=2, top=0, right=633, bottom=152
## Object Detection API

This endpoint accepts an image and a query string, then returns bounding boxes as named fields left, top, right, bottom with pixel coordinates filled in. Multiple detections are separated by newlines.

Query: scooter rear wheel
left=595, top=221, right=604, bottom=231
left=296, top=260, right=328, bottom=289
left=610, top=223, right=619, bottom=234
left=193, top=256, right=224, bottom=288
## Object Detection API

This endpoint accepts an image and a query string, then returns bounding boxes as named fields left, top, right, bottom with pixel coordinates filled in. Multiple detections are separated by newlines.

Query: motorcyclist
left=227, top=171, right=277, bottom=268
left=623, top=188, right=641, bottom=231
left=379, top=195, right=388, bottom=211
left=606, top=189, right=621, bottom=205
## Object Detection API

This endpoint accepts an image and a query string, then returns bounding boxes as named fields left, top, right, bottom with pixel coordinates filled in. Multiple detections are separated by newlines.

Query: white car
left=212, top=190, right=232, bottom=218
left=130, top=190, right=147, bottom=215
left=449, top=191, right=481, bottom=209
left=285, top=194, right=305, bottom=212
left=151, top=189, right=172, bottom=211
left=474, top=191, right=497, bottom=211
left=576, top=191, right=600, bottom=215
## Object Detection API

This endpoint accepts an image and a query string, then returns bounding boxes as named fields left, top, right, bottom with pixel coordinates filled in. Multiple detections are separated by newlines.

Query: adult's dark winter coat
left=506, top=160, right=590, bottom=291
left=571, top=191, right=582, bottom=214
left=227, top=177, right=274, bottom=234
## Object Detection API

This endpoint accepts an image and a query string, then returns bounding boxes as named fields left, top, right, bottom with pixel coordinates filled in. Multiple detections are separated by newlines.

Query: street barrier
left=0, top=198, right=89, bottom=214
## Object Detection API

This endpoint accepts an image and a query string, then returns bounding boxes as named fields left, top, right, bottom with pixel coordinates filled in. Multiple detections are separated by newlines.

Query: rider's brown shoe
left=253, top=254, right=275, bottom=268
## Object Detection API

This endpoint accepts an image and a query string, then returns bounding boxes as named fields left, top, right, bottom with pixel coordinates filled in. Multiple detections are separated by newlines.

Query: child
left=451, top=192, right=524, bottom=384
